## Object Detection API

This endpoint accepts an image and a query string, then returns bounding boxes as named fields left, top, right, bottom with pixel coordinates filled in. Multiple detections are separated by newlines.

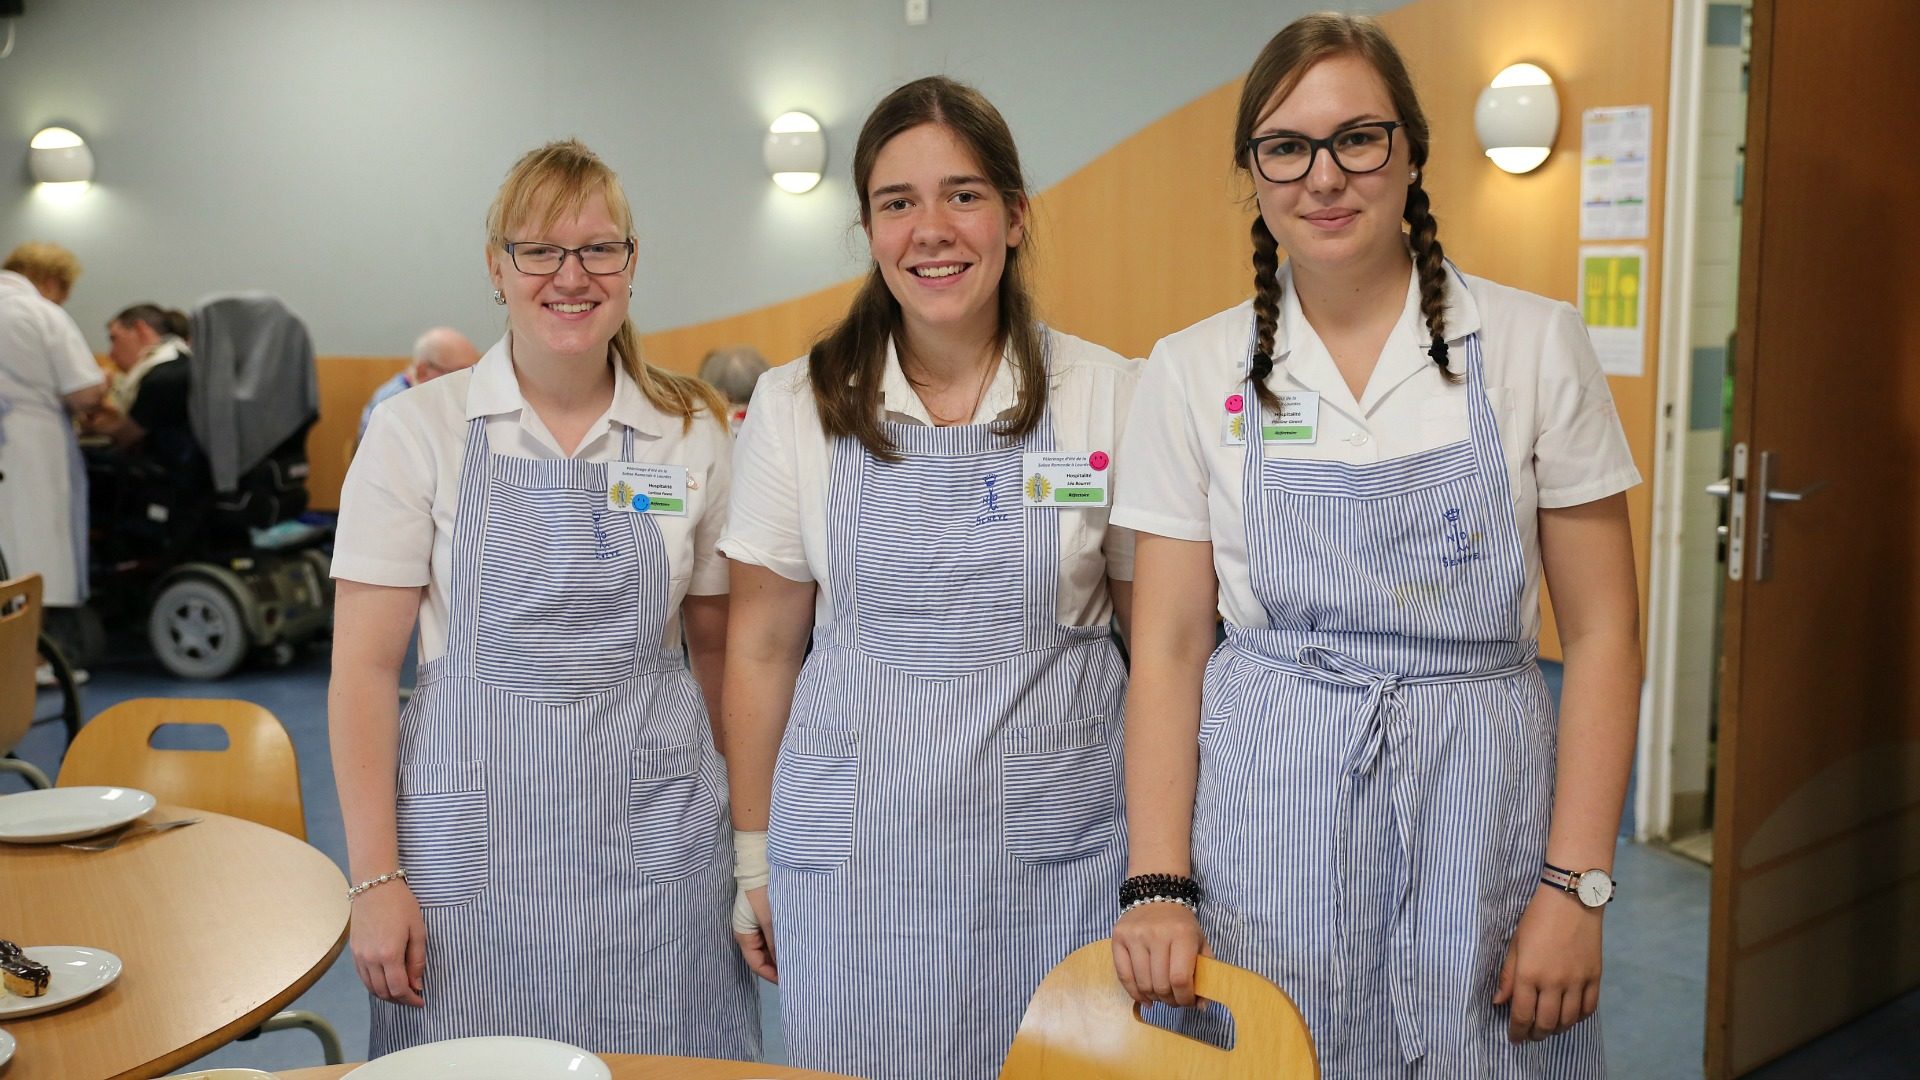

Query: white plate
left=344, top=1036, right=612, bottom=1080
left=0, top=787, right=157, bottom=843
left=0, top=1026, right=13, bottom=1066
left=0, top=946, right=122, bottom=1019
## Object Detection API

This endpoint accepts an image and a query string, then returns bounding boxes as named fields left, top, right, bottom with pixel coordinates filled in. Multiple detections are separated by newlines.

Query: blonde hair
left=486, top=140, right=725, bottom=431
left=3, top=241, right=82, bottom=290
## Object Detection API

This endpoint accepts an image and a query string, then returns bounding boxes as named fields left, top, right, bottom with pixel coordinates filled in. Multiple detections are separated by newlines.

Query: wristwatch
left=1541, top=863, right=1615, bottom=908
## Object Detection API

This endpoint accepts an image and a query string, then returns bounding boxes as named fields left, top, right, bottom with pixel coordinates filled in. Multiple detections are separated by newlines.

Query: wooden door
left=1707, top=0, right=1920, bottom=1075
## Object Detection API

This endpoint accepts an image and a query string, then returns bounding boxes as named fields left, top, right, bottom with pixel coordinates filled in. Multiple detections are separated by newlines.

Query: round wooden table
left=0, top=804, right=348, bottom=1079
left=279, top=1058, right=858, bottom=1079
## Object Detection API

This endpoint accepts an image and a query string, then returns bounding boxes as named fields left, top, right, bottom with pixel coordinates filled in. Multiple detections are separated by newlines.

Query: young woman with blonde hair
left=1111, top=15, right=1639, bottom=1077
left=330, top=139, right=757, bottom=1056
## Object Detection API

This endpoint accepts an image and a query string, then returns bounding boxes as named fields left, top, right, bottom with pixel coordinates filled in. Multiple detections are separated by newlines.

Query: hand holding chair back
left=999, top=939, right=1319, bottom=1079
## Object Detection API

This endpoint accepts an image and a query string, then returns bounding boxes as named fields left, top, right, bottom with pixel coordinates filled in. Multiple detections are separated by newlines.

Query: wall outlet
left=906, top=0, right=929, bottom=26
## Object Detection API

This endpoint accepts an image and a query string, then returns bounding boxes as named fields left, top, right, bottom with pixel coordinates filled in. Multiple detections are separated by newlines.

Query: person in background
left=721, top=76, right=1137, bottom=1080
left=329, top=139, right=757, bottom=1057
left=0, top=242, right=103, bottom=685
left=1110, top=14, right=1639, bottom=1077
left=358, top=327, right=481, bottom=442
left=89, top=304, right=192, bottom=452
left=697, top=345, right=768, bottom=435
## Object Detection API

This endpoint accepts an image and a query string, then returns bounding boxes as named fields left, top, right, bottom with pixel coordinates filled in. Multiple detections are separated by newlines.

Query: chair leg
left=260, top=1009, right=344, bottom=1065
left=0, top=755, right=51, bottom=790
left=35, top=633, right=84, bottom=745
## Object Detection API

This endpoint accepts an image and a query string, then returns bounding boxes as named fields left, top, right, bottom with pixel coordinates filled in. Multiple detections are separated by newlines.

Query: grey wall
left=0, top=0, right=1382, bottom=353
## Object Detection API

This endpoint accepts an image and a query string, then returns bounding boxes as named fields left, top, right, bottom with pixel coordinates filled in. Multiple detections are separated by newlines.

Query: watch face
left=1576, top=869, right=1614, bottom=907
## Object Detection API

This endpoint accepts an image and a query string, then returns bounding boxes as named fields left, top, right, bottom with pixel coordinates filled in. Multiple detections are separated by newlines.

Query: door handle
left=1754, top=451, right=1823, bottom=581
left=1706, top=479, right=1732, bottom=498
left=1713, top=444, right=1748, bottom=581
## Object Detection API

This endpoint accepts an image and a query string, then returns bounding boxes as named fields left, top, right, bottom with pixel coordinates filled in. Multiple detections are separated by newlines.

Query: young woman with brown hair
left=721, top=76, right=1138, bottom=1079
left=1110, top=15, right=1640, bottom=1077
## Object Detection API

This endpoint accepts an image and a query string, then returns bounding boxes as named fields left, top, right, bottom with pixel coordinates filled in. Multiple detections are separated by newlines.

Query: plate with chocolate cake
left=0, top=786, right=156, bottom=843
left=0, top=943, right=122, bottom=1019
left=0, top=1026, right=13, bottom=1066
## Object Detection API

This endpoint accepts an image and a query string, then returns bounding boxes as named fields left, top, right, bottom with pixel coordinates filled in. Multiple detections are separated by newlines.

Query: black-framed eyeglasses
left=502, top=239, right=635, bottom=276
left=1243, top=121, right=1403, bottom=184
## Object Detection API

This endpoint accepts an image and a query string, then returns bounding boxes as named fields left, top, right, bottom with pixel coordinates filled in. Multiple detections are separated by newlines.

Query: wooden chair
left=55, top=697, right=341, bottom=1063
left=0, top=574, right=52, bottom=789
left=1000, top=939, right=1319, bottom=1079
left=58, top=697, right=307, bottom=838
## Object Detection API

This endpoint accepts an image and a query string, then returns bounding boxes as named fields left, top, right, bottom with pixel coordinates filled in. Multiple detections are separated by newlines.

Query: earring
left=492, top=289, right=506, bottom=305
left=628, top=284, right=634, bottom=298
left=1409, top=169, right=1420, bottom=182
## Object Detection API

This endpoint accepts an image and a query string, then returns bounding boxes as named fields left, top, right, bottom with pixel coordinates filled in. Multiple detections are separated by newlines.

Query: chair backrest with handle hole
left=57, top=697, right=307, bottom=839
left=999, top=939, right=1319, bottom=1079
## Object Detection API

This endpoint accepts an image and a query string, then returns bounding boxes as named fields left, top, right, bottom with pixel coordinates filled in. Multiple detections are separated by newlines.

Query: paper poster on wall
left=1580, top=106, right=1652, bottom=240
left=1579, top=245, right=1647, bottom=377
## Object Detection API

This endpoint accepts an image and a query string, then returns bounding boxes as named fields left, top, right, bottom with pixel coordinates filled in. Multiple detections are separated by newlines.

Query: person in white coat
left=1109, top=14, right=1640, bottom=1079
left=0, top=242, right=104, bottom=618
left=329, top=139, right=757, bottom=1058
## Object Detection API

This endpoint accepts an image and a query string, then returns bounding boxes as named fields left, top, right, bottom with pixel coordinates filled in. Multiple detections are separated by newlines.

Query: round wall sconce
left=764, top=112, right=825, bottom=193
left=29, top=126, right=95, bottom=186
left=1474, top=64, right=1559, bottom=174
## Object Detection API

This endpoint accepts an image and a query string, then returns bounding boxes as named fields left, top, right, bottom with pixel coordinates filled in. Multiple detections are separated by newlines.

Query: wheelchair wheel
left=149, top=575, right=251, bottom=679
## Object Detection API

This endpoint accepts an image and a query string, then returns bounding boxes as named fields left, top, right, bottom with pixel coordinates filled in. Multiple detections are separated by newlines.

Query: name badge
left=607, top=462, right=689, bottom=517
left=1222, top=391, right=1320, bottom=446
left=1021, top=451, right=1111, bottom=508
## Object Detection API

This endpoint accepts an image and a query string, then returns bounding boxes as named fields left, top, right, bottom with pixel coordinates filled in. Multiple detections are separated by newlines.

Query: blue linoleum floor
left=8, top=651, right=1916, bottom=1078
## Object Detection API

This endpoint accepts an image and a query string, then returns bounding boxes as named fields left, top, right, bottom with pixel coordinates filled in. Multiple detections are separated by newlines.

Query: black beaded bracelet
left=1120, top=873, right=1201, bottom=907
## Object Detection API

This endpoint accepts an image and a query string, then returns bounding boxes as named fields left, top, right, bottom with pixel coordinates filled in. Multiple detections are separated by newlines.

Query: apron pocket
left=628, top=744, right=723, bottom=883
left=768, top=727, right=858, bottom=873
left=395, top=761, right=489, bottom=907
left=1004, top=717, right=1118, bottom=864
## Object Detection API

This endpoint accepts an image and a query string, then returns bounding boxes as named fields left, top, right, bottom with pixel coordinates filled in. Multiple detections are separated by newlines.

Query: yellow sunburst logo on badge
left=1025, top=474, right=1052, bottom=503
left=610, top=481, right=634, bottom=509
left=1228, top=413, right=1245, bottom=441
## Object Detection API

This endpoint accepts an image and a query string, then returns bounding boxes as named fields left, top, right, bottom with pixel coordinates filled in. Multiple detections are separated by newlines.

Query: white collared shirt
left=1111, top=264, right=1640, bottom=639
left=334, top=335, right=733, bottom=662
left=720, top=328, right=1139, bottom=628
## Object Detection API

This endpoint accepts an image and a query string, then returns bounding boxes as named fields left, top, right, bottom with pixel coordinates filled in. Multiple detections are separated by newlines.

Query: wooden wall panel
left=306, top=0, right=1674, bottom=662
left=309, top=356, right=407, bottom=512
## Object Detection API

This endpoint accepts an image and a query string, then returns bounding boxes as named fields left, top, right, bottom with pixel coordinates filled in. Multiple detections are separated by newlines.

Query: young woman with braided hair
left=1110, top=13, right=1639, bottom=1078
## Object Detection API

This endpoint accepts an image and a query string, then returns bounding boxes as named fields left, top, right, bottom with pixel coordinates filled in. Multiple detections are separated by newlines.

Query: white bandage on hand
left=732, top=829, right=769, bottom=935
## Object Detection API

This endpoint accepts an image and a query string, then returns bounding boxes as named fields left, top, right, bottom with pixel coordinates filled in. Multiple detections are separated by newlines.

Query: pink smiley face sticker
left=1226, top=393, right=1245, bottom=414
left=1089, top=451, right=1110, bottom=471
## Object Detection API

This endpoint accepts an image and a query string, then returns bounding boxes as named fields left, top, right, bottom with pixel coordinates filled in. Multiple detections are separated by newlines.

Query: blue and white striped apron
left=769, top=401, right=1128, bottom=1080
left=369, top=418, right=758, bottom=1059
left=1187, top=326, right=1604, bottom=1077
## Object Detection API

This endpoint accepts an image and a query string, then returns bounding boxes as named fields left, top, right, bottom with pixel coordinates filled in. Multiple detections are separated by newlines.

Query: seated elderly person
left=358, top=326, right=480, bottom=441
left=697, top=344, right=769, bottom=434
left=87, top=304, right=193, bottom=455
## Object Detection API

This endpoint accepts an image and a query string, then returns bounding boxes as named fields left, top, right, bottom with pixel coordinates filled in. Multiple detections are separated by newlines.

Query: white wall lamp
left=1474, top=64, right=1559, bottom=174
left=29, top=126, right=94, bottom=187
left=764, top=112, right=825, bottom=193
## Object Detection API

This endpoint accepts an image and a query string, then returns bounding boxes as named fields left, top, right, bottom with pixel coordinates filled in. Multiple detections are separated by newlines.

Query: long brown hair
left=486, top=140, right=727, bottom=431
left=1234, top=13, right=1457, bottom=405
left=809, top=76, right=1046, bottom=460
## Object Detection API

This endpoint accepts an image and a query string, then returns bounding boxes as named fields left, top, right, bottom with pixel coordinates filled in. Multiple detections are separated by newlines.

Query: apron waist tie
left=1233, top=640, right=1536, bottom=1065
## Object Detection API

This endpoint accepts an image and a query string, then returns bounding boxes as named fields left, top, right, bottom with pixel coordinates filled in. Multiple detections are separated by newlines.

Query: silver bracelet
left=1120, top=894, right=1198, bottom=915
left=347, top=868, right=408, bottom=901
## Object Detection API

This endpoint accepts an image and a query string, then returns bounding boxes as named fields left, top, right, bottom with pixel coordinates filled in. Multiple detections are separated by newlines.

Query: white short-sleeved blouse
left=333, top=336, right=733, bottom=662
left=1110, top=264, right=1640, bottom=640
left=719, top=328, right=1139, bottom=628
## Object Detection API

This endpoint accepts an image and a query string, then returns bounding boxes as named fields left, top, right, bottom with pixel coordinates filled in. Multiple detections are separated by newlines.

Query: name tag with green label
left=1223, top=391, right=1320, bottom=446
left=607, top=462, right=689, bottom=517
left=1021, top=451, right=1110, bottom=508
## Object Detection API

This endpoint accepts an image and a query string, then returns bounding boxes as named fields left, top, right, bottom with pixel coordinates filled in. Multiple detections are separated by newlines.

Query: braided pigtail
left=1248, top=215, right=1284, bottom=407
left=1403, top=181, right=1460, bottom=382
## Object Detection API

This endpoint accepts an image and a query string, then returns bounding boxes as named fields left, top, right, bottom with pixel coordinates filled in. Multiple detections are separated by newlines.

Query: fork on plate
left=61, top=817, right=201, bottom=852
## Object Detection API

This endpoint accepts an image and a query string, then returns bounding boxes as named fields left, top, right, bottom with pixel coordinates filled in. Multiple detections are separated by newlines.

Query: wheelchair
left=81, top=294, right=333, bottom=680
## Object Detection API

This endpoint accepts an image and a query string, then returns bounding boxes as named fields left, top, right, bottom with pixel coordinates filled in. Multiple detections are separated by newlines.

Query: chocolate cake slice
left=0, top=939, right=50, bottom=997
